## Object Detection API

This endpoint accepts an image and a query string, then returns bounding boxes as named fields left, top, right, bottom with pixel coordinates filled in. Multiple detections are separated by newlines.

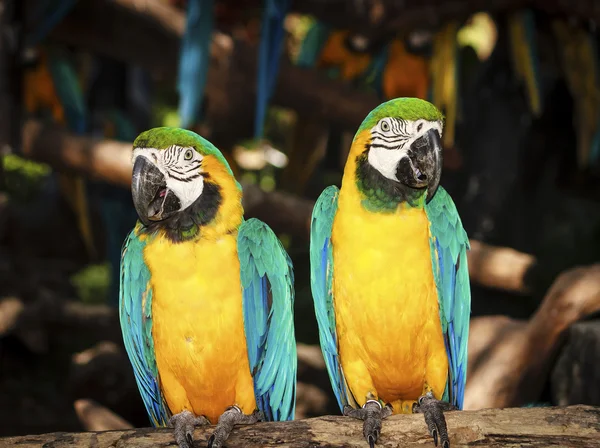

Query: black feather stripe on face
left=355, top=148, right=425, bottom=212
left=142, top=180, right=222, bottom=243
left=370, top=117, right=411, bottom=150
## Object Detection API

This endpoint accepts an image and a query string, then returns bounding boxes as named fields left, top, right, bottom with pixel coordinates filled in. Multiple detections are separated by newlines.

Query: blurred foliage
left=1, top=154, right=52, bottom=202
left=70, top=262, right=110, bottom=304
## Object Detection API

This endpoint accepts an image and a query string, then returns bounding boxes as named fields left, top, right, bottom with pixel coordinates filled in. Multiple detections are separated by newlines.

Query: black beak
left=131, top=157, right=181, bottom=226
left=395, top=128, right=443, bottom=202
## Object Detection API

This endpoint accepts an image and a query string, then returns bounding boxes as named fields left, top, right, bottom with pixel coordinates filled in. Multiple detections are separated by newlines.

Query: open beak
left=131, top=157, right=181, bottom=226
left=395, top=128, right=443, bottom=202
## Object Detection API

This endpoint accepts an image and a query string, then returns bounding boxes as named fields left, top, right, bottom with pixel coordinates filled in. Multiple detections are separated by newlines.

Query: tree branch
left=1, top=405, right=599, bottom=447
left=467, top=240, right=536, bottom=295
left=465, top=264, right=600, bottom=410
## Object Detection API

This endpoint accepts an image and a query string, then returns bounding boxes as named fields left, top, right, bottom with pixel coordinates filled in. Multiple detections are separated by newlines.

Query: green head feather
left=356, top=98, right=445, bottom=135
left=133, top=127, right=235, bottom=177
left=352, top=98, right=444, bottom=212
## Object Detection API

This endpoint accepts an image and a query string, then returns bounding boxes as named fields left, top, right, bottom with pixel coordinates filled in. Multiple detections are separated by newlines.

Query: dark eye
left=381, top=120, right=390, bottom=132
left=417, top=123, right=423, bottom=132
left=184, top=149, right=194, bottom=160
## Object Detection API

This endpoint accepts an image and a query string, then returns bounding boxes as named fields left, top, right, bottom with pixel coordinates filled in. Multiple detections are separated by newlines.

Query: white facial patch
left=133, top=145, right=205, bottom=211
left=367, top=117, right=442, bottom=180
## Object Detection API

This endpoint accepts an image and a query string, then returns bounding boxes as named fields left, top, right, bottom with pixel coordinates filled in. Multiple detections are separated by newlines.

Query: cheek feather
left=367, top=147, right=406, bottom=181
left=165, top=175, right=205, bottom=211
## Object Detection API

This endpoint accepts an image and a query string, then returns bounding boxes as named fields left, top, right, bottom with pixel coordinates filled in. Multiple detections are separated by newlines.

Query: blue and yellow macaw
left=119, top=127, right=296, bottom=448
left=310, top=98, right=471, bottom=448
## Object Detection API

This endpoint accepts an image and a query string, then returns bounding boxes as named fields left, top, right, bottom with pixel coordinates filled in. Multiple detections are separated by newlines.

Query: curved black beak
left=395, top=128, right=443, bottom=202
left=131, top=156, right=181, bottom=226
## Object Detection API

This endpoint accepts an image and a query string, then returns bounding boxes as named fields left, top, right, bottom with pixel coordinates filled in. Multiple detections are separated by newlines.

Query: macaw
left=310, top=98, right=470, bottom=448
left=119, top=127, right=296, bottom=448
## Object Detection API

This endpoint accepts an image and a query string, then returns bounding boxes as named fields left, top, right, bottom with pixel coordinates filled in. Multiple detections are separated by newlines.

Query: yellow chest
left=331, top=196, right=447, bottom=402
left=143, top=232, right=256, bottom=422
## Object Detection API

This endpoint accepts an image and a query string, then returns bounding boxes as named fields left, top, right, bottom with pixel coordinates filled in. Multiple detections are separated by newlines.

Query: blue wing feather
left=425, top=186, right=471, bottom=409
left=119, top=228, right=170, bottom=426
left=238, top=218, right=296, bottom=422
left=309, top=186, right=354, bottom=412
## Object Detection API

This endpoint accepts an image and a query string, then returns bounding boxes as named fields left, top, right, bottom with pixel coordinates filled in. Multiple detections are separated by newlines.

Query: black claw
left=414, top=393, right=452, bottom=448
left=207, top=406, right=261, bottom=448
left=344, top=401, right=393, bottom=447
left=368, top=434, right=375, bottom=448
left=170, top=410, right=209, bottom=448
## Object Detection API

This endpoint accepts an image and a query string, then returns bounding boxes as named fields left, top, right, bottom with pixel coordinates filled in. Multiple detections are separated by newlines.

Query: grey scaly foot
left=343, top=400, right=393, bottom=448
left=170, top=410, right=210, bottom=448
left=207, top=406, right=262, bottom=448
left=413, top=391, right=457, bottom=448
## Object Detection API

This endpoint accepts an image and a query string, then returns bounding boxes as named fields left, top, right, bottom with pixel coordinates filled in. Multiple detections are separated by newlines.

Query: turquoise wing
left=238, top=218, right=297, bottom=421
left=119, top=228, right=170, bottom=426
left=309, top=185, right=354, bottom=411
left=425, top=186, right=471, bottom=410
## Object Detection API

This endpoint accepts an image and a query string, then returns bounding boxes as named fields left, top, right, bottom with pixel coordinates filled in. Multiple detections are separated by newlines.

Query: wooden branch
left=74, top=399, right=133, bottom=432
left=465, top=264, right=600, bottom=410
left=2, top=405, right=599, bottom=447
left=467, top=240, right=536, bottom=295
left=21, top=120, right=133, bottom=186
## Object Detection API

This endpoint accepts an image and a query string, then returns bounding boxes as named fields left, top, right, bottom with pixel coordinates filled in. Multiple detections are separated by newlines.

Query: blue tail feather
left=254, top=0, right=291, bottom=139
left=178, top=0, right=214, bottom=128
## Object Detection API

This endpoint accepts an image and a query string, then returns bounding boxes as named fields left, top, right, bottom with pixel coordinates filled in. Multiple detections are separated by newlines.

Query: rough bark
left=465, top=264, right=600, bottom=410
left=1, top=405, right=600, bottom=447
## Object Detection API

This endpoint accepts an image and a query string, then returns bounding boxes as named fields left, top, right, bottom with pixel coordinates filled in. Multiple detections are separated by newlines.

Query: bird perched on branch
left=310, top=98, right=471, bottom=448
left=119, top=127, right=296, bottom=448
